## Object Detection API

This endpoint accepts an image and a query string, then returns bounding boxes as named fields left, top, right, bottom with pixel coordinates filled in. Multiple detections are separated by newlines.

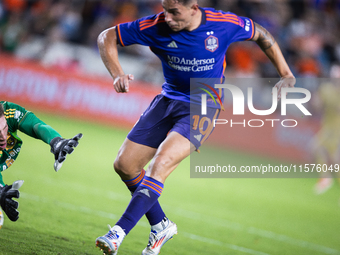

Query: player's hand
left=274, top=75, right=296, bottom=100
left=113, top=74, right=134, bottom=93
left=50, top=133, right=83, bottom=172
left=0, top=180, right=24, bottom=222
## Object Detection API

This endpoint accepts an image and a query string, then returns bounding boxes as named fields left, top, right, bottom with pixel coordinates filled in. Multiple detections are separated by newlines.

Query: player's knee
left=113, top=156, right=126, bottom=176
left=113, top=154, right=139, bottom=179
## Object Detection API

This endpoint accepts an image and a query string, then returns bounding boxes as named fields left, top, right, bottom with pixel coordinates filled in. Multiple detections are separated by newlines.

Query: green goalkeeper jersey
left=0, top=101, right=60, bottom=186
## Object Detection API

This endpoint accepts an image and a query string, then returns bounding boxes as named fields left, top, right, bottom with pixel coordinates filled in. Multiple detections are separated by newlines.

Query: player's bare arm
left=97, top=26, right=134, bottom=93
left=252, top=22, right=296, bottom=97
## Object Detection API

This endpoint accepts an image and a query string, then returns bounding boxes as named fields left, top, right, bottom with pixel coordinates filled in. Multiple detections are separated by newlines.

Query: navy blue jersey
left=116, top=7, right=255, bottom=107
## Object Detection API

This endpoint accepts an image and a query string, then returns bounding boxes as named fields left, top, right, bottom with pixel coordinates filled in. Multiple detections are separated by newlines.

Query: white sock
left=108, top=225, right=126, bottom=243
left=151, top=217, right=168, bottom=232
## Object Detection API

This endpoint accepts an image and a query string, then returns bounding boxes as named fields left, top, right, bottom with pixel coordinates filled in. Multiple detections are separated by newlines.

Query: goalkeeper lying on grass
left=0, top=101, right=82, bottom=222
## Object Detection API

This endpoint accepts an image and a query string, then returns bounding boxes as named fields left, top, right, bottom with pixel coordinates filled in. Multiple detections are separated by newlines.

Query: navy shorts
left=127, top=94, right=220, bottom=149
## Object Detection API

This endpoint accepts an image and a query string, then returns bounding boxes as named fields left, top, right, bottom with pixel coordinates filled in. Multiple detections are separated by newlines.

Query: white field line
left=163, top=206, right=340, bottom=255
left=180, top=232, right=269, bottom=255
left=21, top=192, right=268, bottom=255
left=21, top=181, right=340, bottom=255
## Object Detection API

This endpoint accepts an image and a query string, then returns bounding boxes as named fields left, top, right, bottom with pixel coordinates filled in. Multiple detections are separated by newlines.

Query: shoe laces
left=105, top=225, right=118, bottom=239
left=147, top=232, right=157, bottom=246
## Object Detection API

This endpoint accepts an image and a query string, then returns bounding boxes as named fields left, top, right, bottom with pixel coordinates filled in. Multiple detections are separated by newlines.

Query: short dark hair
left=0, top=103, right=4, bottom=118
left=175, top=0, right=197, bottom=6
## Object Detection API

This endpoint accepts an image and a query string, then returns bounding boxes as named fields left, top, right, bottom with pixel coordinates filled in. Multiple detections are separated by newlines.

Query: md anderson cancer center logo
left=167, top=55, right=215, bottom=72
left=201, top=84, right=312, bottom=128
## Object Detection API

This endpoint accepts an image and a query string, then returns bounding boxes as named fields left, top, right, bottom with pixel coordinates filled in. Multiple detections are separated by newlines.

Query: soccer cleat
left=142, top=218, right=177, bottom=255
left=95, top=225, right=125, bottom=255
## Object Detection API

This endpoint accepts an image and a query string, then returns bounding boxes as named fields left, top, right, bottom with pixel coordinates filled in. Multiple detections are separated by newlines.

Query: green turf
left=1, top=112, right=339, bottom=255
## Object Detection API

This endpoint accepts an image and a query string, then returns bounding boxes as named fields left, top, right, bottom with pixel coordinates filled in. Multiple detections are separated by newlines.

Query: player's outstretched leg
left=96, top=176, right=164, bottom=254
left=142, top=217, right=177, bottom=255
left=95, top=225, right=126, bottom=255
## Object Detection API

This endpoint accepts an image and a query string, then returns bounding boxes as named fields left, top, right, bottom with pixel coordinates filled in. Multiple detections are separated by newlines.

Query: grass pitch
left=0, top=112, right=339, bottom=255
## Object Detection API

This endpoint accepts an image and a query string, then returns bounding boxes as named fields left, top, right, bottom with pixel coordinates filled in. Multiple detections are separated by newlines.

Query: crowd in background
left=0, top=0, right=340, bottom=84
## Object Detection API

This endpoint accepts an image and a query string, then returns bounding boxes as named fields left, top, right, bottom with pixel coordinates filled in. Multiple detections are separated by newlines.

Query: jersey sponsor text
left=167, top=55, right=215, bottom=72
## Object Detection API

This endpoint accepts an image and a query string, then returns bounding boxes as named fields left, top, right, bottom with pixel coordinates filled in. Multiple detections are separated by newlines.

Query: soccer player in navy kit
left=96, top=0, right=296, bottom=254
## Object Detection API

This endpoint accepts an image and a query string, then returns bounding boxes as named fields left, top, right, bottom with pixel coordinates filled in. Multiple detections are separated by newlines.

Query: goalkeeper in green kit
left=0, top=101, right=82, bottom=222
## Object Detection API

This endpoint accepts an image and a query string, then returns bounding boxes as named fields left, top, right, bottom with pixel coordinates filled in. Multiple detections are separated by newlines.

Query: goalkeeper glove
left=50, top=133, right=83, bottom=172
left=0, top=180, right=24, bottom=222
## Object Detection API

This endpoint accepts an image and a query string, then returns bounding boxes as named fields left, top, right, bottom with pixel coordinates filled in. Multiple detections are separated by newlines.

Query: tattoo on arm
left=254, top=23, right=276, bottom=51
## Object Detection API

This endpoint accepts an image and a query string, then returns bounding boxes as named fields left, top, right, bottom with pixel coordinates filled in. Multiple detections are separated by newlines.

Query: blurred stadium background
left=1, top=0, right=340, bottom=254
left=1, top=0, right=340, bottom=163
left=1, top=0, right=340, bottom=81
